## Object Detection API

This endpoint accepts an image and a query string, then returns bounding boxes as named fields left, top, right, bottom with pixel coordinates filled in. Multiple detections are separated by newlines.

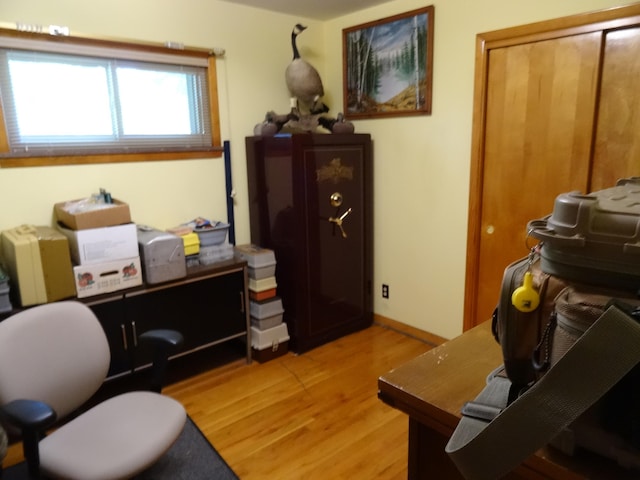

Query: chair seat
left=39, top=391, right=186, bottom=480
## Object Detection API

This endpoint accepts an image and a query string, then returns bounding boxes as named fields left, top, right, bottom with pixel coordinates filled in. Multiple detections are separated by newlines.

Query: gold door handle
left=328, top=207, right=352, bottom=238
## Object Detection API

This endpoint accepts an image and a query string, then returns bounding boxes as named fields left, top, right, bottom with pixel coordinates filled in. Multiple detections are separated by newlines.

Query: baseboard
left=373, top=314, right=447, bottom=347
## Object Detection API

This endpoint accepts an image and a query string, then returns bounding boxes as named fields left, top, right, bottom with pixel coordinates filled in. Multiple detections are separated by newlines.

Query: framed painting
left=342, top=6, right=434, bottom=119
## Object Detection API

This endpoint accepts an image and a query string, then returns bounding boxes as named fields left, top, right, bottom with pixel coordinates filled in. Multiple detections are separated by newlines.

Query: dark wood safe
left=245, top=134, right=373, bottom=352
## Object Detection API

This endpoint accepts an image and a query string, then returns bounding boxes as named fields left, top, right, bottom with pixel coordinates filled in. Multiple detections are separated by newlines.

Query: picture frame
left=342, top=6, right=434, bottom=119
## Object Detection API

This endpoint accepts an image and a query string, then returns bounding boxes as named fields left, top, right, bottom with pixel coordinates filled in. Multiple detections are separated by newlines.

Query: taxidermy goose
left=285, top=24, right=328, bottom=115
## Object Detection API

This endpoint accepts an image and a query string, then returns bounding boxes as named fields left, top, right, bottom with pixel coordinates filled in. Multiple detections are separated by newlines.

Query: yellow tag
left=511, top=271, right=540, bottom=312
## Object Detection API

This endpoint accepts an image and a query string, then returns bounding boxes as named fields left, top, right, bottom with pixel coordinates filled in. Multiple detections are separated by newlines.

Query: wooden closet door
left=472, top=33, right=601, bottom=327
left=591, top=27, right=640, bottom=190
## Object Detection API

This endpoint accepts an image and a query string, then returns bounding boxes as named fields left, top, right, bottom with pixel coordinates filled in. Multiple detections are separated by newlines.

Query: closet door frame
left=464, top=4, right=640, bottom=331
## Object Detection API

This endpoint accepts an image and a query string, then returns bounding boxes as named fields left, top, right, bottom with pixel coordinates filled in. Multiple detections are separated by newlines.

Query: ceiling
left=220, top=0, right=390, bottom=21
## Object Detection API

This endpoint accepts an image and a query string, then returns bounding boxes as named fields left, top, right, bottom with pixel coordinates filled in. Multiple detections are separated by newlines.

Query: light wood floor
left=4, top=323, right=437, bottom=479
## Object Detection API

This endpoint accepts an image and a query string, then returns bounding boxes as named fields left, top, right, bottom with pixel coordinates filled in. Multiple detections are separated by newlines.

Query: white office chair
left=0, top=301, right=186, bottom=480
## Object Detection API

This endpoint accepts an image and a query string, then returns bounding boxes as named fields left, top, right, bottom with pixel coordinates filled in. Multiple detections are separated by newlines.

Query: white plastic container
left=249, top=276, right=277, bottom=293
left=248, top=263, right=276, bottom=280
left=234, top=244, right=276, bottom=268
left=199, top=242, right=234, bottom=265
left=250, top=297, right=284, bottom=330
left=250, top=323, right=289, bottom=362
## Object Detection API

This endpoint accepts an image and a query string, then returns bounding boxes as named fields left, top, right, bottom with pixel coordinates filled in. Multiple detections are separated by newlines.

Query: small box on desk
left=57, top=223, right=138, bottom=266
left=251, top=323, right=289, bottom=362
left=54, top=198, right=131, bottom=230
left=73, top=256, right=142, bottom=298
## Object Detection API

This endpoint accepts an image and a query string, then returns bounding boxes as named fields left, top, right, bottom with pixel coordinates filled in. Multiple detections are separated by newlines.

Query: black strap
left=445, top=305, right=640, bottom=480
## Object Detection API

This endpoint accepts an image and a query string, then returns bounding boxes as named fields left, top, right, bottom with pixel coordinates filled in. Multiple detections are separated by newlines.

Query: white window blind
left=0, top=31, right=215, bottom=158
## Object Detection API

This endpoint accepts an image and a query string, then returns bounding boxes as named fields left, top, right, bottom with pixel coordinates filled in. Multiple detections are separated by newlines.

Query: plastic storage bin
left=234, top=245, right=276, bottom=268
left=250, top=297, right=284, bottom=330
left=195, top=223, right=229, bottom=246
left=251, top=323, right=289, bottom=362
left=249, top=276, right=277, bottom=292
left=199, top=242, right=234, bottom=265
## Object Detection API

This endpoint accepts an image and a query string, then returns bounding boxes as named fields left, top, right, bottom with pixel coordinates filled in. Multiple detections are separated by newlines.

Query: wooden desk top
left=379, top=321, right=500, bottom=437
left=378, top=321, right=639, bottom=479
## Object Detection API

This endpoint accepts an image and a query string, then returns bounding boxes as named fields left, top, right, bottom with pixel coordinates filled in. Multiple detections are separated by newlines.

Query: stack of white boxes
left=54, top=198, right=142, bottom=298
left=234, top=244, right=289, bottom=362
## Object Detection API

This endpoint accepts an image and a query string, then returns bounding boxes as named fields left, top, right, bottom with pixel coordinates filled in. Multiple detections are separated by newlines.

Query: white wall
left=0, top=0, right=629, bottom=339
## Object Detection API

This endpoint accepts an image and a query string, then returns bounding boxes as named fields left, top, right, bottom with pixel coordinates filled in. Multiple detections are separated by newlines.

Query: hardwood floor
left=3, top=323, right=437, bottom=479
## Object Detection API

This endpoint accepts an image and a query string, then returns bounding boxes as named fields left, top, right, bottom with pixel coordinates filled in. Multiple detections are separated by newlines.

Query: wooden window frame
left=0, top=28, right=222, bottom=168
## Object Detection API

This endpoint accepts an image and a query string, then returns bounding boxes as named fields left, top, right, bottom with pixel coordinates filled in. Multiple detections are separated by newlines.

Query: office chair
left=0, top=301, right=186, bottom=479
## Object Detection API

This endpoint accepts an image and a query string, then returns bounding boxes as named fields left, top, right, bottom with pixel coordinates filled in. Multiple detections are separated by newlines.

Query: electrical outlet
left=382, top=284, right=389, bottom=299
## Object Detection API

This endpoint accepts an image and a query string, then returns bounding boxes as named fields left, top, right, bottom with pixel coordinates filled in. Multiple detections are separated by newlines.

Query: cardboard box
left=58, top=223, right=138, bottom=265
left=73, top=256, right=142, bottom=298
left=55, top=198, right=131, bottom=230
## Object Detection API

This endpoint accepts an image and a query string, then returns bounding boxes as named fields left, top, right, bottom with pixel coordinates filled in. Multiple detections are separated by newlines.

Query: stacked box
left=250, top=296, right=284, bottom=330
left=54, top=197, right=142, bottom=298
left=54, top=198, right=131, bottom=230
left=199, top=242, right=234, bottom=266
left=235, top=244, right=278, bottom=301
left=235, top=244, right=288, bottom=361
left=251, top=323, right=290, bottom=362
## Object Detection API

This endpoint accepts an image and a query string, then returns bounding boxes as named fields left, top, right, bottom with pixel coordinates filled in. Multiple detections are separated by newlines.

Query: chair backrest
left=0, top=301, right=110, bottom=419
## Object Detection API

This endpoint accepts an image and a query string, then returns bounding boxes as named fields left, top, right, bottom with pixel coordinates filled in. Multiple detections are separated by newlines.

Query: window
left=0, top=28, right=222, bottom=167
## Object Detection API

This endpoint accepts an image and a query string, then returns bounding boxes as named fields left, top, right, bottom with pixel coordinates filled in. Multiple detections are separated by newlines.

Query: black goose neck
left=291, top=32, right=300, bottom=60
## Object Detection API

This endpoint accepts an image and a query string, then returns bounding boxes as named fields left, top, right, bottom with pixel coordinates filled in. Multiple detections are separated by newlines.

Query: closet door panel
left=592, top=27, right=640, bottom=191
left=475, top=33, right=601, bottom=325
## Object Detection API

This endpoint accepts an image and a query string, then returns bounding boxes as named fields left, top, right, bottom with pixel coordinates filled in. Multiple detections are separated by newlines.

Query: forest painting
left=342, top=6, right=434, bottom=119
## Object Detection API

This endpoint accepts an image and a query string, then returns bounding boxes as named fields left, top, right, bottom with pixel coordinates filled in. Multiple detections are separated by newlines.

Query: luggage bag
left=446, top=178, right=640, bottom=479
left=0, top=225, right=76, bottom=306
